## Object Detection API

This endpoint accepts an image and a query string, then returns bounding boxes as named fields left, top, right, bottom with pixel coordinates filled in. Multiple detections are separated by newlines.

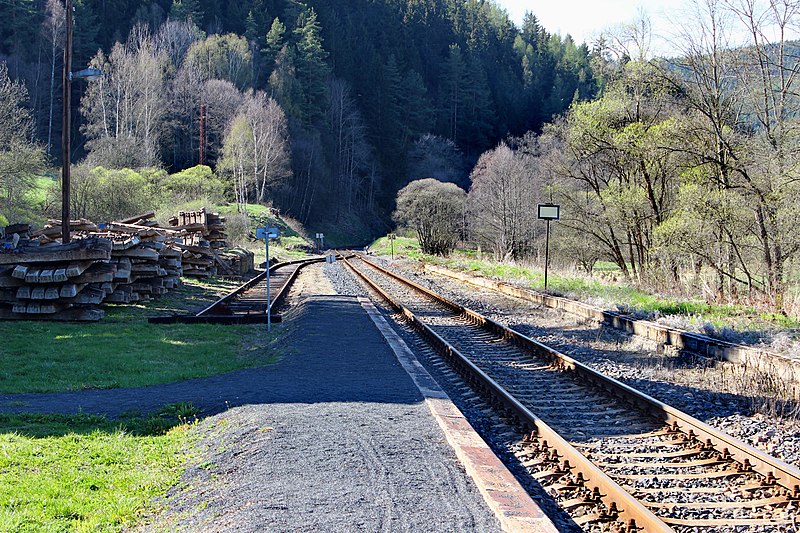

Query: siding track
left=343, top=254, right=800, bottom=532
left=149, top=258, right=322, bottom=324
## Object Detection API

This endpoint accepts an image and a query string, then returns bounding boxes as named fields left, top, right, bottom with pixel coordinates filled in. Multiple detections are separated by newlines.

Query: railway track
left=342, top=253, right=800, bottom=532
left=150, top=257, right=322, bottom=324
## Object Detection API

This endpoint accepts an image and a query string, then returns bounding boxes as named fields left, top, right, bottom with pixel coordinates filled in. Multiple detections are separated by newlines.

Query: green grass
left=0, top=406, right=196, bottom=532
left=372, top=235, right=800, bottom=331
left=369, top=235, right=424, bottom=259
left=25, top=176, right=57, bottom=206
left=0, top=278, right=279, bottom=394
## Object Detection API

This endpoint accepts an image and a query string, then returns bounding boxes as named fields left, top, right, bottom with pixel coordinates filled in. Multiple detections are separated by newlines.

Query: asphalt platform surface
left=4, top=266, right=502, bottom=531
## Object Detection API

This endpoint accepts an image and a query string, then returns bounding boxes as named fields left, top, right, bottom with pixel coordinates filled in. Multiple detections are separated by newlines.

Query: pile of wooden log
left=168, top=208, right=229, bottom=277
left=0, top=234, right=113, bottom=321
left=0, top=208, right=256, bottom=320
left=217, top=247, right=255, bottom=275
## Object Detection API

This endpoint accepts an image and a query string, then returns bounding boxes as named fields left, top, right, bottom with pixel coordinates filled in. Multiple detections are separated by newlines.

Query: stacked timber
left=217, top=247, right=255, bottom=275
left=168, top=208, right=228, bottom=277
left=88, top=215, right=183, bottom=304
left=0, top=234, right=113, bottom=321
left=22, top=216, right=184, bottom=308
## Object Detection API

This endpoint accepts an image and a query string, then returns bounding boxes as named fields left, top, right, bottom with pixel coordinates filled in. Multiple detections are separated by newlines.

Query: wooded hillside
left=0, top=0, right=597, bottom=229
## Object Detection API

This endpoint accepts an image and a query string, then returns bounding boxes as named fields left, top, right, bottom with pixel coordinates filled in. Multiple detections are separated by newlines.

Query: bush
left=393, top=178, right=466, bottom=256
left=161, top=165, right=227, bottom=204
left=66, top=166, right=158, bottom=222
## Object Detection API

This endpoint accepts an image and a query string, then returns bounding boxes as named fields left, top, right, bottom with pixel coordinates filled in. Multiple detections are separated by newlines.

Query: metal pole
left=391, top=237, right=394, bottom=260
left=61, top=0, right=73, bottom=244
left=267, top=236, right=272, bottom=332
left=544, top=219, right=551, bottom=290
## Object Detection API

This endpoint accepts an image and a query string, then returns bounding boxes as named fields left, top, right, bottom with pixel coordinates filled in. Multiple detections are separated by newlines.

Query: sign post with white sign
left=256, top=226, right=279, bottom=331
left=537, top=204, right=560, bottom=291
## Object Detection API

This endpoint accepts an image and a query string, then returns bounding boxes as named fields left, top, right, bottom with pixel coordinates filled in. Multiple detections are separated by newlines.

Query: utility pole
left=61, top=0, right=73, bottom=244
left=199, top=103, right=206, bottom=165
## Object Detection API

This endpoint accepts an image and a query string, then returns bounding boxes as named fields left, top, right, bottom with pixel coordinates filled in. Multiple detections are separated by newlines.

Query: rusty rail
left=346, top=253, right=800, bottom=530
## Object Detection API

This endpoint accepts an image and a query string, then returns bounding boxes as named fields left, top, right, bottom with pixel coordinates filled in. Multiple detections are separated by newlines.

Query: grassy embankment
left=369, top=235, right=800, bottom=333
left=0, top=407, right=196, bottom=532
left=0, top=276, right=279, bottom=394
left=0, top=207, right=311, bottom=531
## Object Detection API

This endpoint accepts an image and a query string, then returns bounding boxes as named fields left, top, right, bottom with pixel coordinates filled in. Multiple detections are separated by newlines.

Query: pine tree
left=292, top=7, right=330, bottom=124
left=440, top=43, right=469, bottom=144
left=170, top=0, right=204, bottom=25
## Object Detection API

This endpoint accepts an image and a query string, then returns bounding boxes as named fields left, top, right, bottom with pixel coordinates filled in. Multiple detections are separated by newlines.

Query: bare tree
left=468, top=142, right=539, bottom=261
left=155, top=17, right=201, bottom=71
left=218, top=114, right=253, bottom=212
left=202, top=79, right=244, bottom=164
left=657, top=0, right=800, bottom=311
left=218, top=91, right=291, bottom=209
left=241, top=91, right=291, bottom=203
left=328, top=78, right=371, bottom=218
left=0, top=62, right=46, bottom=223
left=42, top=0, right=65, bottom=155
left=81, top=25, right=167, bottom=168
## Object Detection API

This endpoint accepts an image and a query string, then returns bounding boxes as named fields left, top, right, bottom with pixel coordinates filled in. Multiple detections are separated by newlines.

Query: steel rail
left=148, top=257, right=322, bottom=324
left=341, top=254, right=671, bottom=533
left=197, top=257, right=322, bottom=317
left=354, top=253, right=800, bottom=498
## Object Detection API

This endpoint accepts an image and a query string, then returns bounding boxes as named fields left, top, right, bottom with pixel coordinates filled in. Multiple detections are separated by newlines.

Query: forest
left=3, top=0, right=800, bottom=315
left=0, top=0, right=595, bottom=229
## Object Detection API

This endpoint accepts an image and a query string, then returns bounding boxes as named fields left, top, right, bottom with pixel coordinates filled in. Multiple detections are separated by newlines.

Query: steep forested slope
left=0, top=0, right=598, bottom=228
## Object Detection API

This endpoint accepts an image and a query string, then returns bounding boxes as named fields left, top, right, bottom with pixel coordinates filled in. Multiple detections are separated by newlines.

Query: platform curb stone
left=358, top=296, right=559, bottom=533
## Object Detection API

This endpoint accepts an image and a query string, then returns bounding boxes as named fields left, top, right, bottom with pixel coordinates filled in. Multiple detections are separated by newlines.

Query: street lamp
left=61, top=0, right=103, bottom=243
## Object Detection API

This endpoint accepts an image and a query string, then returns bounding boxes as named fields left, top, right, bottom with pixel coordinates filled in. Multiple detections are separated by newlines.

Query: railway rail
left=341, top=253, right=800, bottom=532
left=150, top=257, right=322, bottom=324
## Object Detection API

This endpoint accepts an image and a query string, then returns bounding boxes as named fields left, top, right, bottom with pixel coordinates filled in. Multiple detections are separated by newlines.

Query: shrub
left=393, top=178, right=466, bottom=256
left=161, top=165, right=227, bottom=204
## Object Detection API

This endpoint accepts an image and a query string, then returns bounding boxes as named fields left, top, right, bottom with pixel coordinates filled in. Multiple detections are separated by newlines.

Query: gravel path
left=136, top=265, right=502, bottom=532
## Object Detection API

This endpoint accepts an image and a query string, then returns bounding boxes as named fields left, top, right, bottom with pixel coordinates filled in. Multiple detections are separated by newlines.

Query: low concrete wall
left=425, top=264, right=800, bottom=383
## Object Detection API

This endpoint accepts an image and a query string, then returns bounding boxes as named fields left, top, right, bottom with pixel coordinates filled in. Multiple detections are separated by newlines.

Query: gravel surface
left=137, top=265, right=501, bottom=532
left=369, top=257, right=800, bottom=470
left=332, top=257, right=800, bottom=531
left=324, top=260, right=584, bottom=531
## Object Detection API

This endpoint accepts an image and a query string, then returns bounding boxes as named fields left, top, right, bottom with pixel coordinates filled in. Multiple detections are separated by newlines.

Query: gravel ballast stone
left=139, top=266, right=502, bottom=531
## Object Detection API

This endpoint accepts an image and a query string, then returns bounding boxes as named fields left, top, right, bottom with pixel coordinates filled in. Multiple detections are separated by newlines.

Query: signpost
left=388, top=233, right=396, bottom=260
left=537, top=204, right=560, bottom=291
left=256, top=226, right=279, bottom=331
left=315, top=233, right=325, bottom=254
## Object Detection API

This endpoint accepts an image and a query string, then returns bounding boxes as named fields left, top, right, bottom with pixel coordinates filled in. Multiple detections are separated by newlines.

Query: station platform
left=2, top=266, right=557, bottom=531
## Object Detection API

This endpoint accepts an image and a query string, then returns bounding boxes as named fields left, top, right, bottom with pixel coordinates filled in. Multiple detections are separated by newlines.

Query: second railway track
left=342, top=253, right=800, bottom=532
left=150, top=257, right=322, bottom=324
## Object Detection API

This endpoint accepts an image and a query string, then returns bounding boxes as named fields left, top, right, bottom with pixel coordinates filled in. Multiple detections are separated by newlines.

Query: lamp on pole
left=61, top=0, right=102, bottom=244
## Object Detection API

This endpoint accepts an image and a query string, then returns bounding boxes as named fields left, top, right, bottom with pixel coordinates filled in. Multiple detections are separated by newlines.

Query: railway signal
left=256, top=226, right=279, bottom=331
left=315, top=233, right=324, bottom=254
left=537, top=204, right=560, bottom=291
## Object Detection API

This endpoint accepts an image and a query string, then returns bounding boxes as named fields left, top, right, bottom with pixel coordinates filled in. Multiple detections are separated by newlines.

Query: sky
left=494, top=0, right=682, bottom=47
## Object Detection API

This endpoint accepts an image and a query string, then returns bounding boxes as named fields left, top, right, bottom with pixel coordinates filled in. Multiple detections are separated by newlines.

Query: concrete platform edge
left=358, top=297, right=559, bottom=533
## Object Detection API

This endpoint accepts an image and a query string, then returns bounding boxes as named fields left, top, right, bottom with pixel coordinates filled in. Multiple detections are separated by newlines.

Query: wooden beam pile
left=0, top=231, right=112, bottom=321
left=96, top=218, right=183, bottom=304
left=0, top=207, right=255, bottom=320
left=168, top=208, right=228, bottom=277
left=218, top=247, right=255, bottom=275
